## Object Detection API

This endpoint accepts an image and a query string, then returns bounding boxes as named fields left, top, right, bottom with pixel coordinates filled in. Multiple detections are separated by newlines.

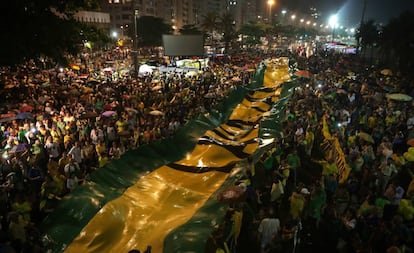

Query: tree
left=79, top=23, right=112, bottom=50
left=131, top=16, right=173, bottom=47
left=200, top=12, right=219, bottom=47
left=378, top=11, right=414, bottom=73
left=0, top=0, right=100, bottom=66
left=218, top=12, right=237, bottom=54
left=238, top=22, right=271, bottom=48
left=238, top=22, right=264, bottom=48
left=179, top=24, right=203, bottom=35
left=355, top=19, right=379, bottom=60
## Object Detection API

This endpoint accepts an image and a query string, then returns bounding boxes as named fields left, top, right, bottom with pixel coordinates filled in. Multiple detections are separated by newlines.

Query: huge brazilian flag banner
left=40, top=58, right=297, bottom=252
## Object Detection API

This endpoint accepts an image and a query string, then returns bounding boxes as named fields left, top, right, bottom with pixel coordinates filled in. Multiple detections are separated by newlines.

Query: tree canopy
left=355, top=11, right=414, bottom=72
left=179, top=24, right=203, bottom=35
left=133, top=16, right=173, bottom=47
left=0, top=0, right=105, bottom=66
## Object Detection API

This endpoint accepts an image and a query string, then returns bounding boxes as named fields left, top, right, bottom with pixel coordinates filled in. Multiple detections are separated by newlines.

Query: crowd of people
left=0, top=50, right=258, bottom=252
left=1, top=43, right=414, bottom=253
left=208, top=50, right=414, bottom=253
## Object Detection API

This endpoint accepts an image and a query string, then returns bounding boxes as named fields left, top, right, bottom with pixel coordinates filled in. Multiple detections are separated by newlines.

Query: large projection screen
left=162, top=35, right=204, bottom=57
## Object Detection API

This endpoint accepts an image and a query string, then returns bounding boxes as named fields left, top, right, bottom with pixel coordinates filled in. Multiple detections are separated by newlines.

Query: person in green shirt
left=17, top=125, right=28, bottom=144
left=286, top=149, right=301, bottom=188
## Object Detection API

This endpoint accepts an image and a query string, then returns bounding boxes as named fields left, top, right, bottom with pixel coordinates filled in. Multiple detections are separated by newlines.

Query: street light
left=280, top=9, right=286, bottom=24
left=133, top=9, right=139, bottom=78
left=120, top=25, right=124, bottom=40
left=267, top=0, right=275, bottom=24
left=329, top=14, right=338, bottom=42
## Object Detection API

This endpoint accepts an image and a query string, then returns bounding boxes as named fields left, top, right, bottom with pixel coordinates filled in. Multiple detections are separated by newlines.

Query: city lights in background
left=256, top=4, right=358, bottom=43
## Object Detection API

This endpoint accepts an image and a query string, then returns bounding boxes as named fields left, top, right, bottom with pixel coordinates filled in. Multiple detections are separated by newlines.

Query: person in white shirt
left=258, top=212, right=281, bottom=253
left=68, top=141, right=82, bottom=164
left=407, top=113, right=414, bottom=130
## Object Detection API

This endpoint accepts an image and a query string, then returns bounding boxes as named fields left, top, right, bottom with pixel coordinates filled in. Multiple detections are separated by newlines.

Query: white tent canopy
left=139, top=64, right=155, bottom=74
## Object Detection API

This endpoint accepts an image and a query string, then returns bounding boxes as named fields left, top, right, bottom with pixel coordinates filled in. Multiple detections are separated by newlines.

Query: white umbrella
left=125, top=107, right=138, bottom=114
left=139, top=64, right=154, bottom=74
left=386, top=93, right=412, bottom=102
left=185, top=71, right=198, bottom=77
left=204, top=93, right=215, bottom=98
left=149, top=110, right=164, bottom=116
left=152, top=85, right=163, bottom=91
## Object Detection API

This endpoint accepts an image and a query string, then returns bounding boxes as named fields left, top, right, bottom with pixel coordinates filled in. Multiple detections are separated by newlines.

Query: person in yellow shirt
left=47, top=157, right=59, bottom=176
left=63, top=133, right=72, bottom=151
left=367, top=113, right=377, bottom=130
left=95, top=139, right=107, bottom=158
left=385, top=111, right=396, bottom=128
left=289, top=191, right=305, bottom=220
left=11, top=194, right=32, bottom=222
left=115, top=117, right=128, bottom=133
left=50, top=125, right=63, bottom=144
left=58, top=152, right=71, bottom=176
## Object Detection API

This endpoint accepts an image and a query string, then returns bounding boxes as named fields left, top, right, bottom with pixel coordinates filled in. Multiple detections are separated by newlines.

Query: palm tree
left=201, top=12, right=218, bottom=48
left=179, top=24, right=202, bottom=35
left=218, top=12, right=237, bottom=54
left=238, top=21, right=267, bottom=48
left=378, top=11, right=414, bottom=73
left=355, top=19, right=379, bottom=61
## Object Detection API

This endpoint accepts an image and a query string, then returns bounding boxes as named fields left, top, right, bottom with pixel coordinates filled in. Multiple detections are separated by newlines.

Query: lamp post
left=133, top=9, right=139, bottom=78
left=280, top=9, right=286, bottom=24
left=267, top=0, right=275, bottom=24
left=329, top=14, right=338, bottom=42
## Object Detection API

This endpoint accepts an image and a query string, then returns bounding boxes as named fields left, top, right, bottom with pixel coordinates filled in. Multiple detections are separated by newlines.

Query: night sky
left=278, top=0, right=414, bottom=27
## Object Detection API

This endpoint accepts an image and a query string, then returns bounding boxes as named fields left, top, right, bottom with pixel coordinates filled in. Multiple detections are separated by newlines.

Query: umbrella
left=381, top=69, right=393, bottom=76
left=4, top=83, right=16, bottom=89
left=82, top=87, right=94, bottom=94
left=101, top=111, right=117, bottom=118
left=294, top=70, right=313, bottom=78
left=15, top=112, right=33, bottom=120
left=70, top=89, right=80, bottom=96
left=103, top=104, right=114, bottom=111
left=104, top=87, right=115, bottom=94
left=204, top=93, right=216, bottom=98
left=185, top=71, right=198, bottom=77
left=40, top=82, right=52, bottom=88
left=1, top=113, right=16, bottom=119
left=87, top=78, right=100, bottom=85
left=216, top=185, right=246, bottom=204
left=9, top=144, right=28, bottom=155
left=79, top=111, right=98, bottom=119
left=386, top=93, right=412, bottom=102
left=20, top=105, right=34, bottom=112
left=358, top=132, right=375, bottom=144
left=103, top=67, right=113, bottom=73
left=336, top=89, right=348, bottom=94
left=152, top=85, right=163, bottom=91
left=139, top=64, right=153, bottom=74
left=0, top=117, right=16, bottom=123
left=125, top=107, right=138, bottom=114
left=70, top=64, right=80, bottom=71
left=149, top=110, right=164, bottom=116
left=118, top=130, right=131, bottom=137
